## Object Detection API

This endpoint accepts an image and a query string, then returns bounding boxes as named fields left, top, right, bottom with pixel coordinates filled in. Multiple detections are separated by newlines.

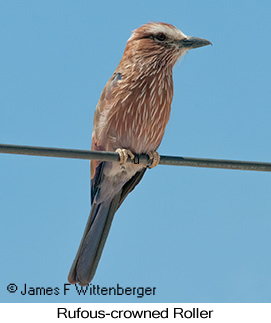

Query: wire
left=1, top=143, right=271, bottom=172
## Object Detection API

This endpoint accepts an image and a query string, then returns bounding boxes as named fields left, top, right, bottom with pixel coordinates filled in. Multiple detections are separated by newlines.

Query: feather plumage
left=68, top=22, right=211, bottom=285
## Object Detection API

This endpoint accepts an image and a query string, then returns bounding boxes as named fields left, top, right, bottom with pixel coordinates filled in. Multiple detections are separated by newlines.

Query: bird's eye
left=155, top=33, right=166, bottom=41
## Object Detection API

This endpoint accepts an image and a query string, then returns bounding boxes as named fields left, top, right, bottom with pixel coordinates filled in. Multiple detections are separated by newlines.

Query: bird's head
left=124, top=22, right=211, bottom=71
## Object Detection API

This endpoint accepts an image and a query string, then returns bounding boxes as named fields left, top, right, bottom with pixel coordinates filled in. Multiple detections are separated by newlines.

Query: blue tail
left=68, top=162, right=146, bottom=285
left=68, top=191, right=121, bottom=286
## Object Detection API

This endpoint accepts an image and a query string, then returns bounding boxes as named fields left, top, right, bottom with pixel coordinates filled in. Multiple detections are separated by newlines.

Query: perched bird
left=68, top=22, right=211, bottom=286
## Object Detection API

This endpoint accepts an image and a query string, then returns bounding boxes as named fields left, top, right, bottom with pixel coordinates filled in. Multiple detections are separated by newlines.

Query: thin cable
left=1, top=143, right=271, bottom=172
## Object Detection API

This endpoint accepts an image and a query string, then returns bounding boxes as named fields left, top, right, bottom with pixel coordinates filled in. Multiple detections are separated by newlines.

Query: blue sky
left=1, top=0, right=271, bottom=303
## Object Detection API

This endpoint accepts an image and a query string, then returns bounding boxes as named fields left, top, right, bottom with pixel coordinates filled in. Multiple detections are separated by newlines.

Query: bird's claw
left=147, top=151, right=160, bottom=168
left=116, top=148, right=135, bottom=169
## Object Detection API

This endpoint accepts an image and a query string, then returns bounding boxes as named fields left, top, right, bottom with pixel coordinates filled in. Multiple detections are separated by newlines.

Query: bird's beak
left=180, top=36, right=212, bottom=49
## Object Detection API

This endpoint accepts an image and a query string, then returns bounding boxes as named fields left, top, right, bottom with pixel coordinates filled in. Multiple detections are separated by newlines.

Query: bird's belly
left=108, top=122, right=165, bottom=154
left=107, top=97, right=170, bottom=154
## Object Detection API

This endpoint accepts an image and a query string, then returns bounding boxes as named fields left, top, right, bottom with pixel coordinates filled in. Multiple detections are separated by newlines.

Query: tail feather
left=68, top=168, right=146, bottom=285
left=68, top=191, right=121, bottom=286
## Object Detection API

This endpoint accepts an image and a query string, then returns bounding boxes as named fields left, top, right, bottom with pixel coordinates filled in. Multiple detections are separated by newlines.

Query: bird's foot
left=116, top=148, right=135, bottom=169
left=147, top=151, right=160, bottom=168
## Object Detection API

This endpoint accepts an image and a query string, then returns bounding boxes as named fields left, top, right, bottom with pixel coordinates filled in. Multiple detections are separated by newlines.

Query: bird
left=68, top=22, right=211, bottom=286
